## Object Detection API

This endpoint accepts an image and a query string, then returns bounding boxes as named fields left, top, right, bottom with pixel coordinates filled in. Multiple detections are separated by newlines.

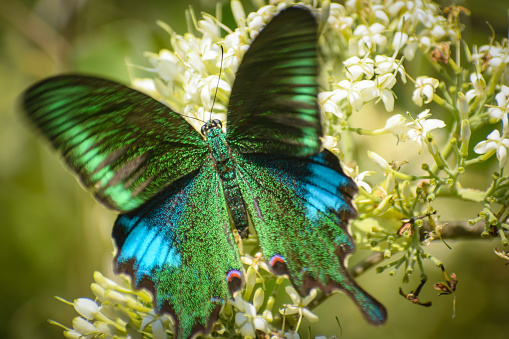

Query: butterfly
left=22, top=6, right=387, bottom=339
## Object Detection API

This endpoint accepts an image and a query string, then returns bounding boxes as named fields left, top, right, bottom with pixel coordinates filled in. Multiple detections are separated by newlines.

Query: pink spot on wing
left=269, top=254, right=286, bottom=267
left=226, top=269, right=242, bottom=282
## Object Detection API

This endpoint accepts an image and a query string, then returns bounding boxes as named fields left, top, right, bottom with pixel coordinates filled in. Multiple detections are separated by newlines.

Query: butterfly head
left=201, top=119, right=222, bottom=137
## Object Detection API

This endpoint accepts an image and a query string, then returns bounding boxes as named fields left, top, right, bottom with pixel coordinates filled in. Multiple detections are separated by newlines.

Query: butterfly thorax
left=202, top=120, right=250, bottom=238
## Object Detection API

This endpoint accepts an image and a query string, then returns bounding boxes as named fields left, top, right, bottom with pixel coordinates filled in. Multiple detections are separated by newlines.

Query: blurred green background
left=1, top=0, right=509, bottom=338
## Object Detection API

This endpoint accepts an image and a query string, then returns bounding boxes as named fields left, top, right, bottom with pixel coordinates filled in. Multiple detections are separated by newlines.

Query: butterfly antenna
left=209, top=46, right=224, bottom=122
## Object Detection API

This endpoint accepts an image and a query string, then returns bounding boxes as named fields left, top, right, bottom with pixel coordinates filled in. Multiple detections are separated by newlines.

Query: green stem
left=464, top=149, right=496, bottom=166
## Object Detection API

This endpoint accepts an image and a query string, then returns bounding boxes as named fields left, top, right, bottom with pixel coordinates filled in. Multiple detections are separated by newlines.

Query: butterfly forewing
left=227, top=7, right=322, bottom=157
left=23, top=75, right=208, bottom=211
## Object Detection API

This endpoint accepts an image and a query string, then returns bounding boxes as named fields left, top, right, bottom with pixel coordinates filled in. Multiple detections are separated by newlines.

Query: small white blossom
left=336, top=80, right=365, bottom=111
left=475, top=42, right=509, bottom=73
left=343, top=56, right=375, bottom=81
left=488, top=85, right=509, bottom=121
left=74, top=298, right=99, bottom=321
left=382, top=114, right=407, bottom=139
left=392, top=32, right=408, bottom=51
left=72, top=317, right=96, bottom=335
left=430, top=22, right=447, bottom=40
left=318, top=91, right=344, bottom=118
left=233, top=296, right=270, bottom=337
left=367, top=151, right=391, bottom=171
left=131, top=78, right=159, bottom=98
left=412, top=76, right=439, bottom=106
left=474, top=129, right=509, bottom=168
left=374, top=73, right=397, bottom=111
left=320, top=135, right=339, bottom=150
left=470, top=72, right=486, bottom=98
left=355, top=171, right=376, bottom=193
left=241, top=253, right=272, bottom=274
left=403, top=36, right=419, bottom=60
left=140, top=311, right=168, bottom=339
left=374, top=55, right=406, bottom=83
left=280, top=286, right=318, bottom=323
left=231, top=0, right=246, bottom=27
left=328, top=4, right=354, bottom=32
left=352, top=23, right=387, bottom=55
left=406, top=110, right=446, bottom=151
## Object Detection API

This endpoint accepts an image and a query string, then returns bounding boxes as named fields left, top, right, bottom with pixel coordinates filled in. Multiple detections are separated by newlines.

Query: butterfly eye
left=212, top=119, right=222, bottom=129
left=201, top=124, right=208, bottom=135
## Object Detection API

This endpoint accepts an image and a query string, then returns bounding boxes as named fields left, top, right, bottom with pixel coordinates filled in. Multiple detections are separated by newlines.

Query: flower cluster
left=53, top=272, right=172, bottom=339
left=57, top=255, right=321, bottom=339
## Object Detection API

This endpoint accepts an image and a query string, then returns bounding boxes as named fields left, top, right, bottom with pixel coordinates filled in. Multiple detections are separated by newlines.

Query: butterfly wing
left=113, top=161, right=243, bottom=339
left=22, top=75, right=208, bottom=211
left=236, top=150, right=387, bottom=325
left=226, top=7, right=321, bottom=157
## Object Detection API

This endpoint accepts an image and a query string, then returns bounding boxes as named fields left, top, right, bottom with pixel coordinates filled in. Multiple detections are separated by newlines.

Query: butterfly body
left=22, top=6, right=387, bottom=339
left=203, top=119, right=250, bottom=238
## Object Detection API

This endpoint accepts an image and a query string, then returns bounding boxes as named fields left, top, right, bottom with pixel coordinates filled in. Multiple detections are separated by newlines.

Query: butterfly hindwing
left=227, top=7, right=322, bottom=157
left=236, top=149, right=387, bottom=325
left=22, top=75, right=208, bottom=211
left=113, top=161, right=243, bottom=339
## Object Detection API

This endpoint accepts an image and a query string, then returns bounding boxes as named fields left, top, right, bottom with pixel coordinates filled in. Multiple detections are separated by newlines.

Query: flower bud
left=367, top=151, right=390, bottom=171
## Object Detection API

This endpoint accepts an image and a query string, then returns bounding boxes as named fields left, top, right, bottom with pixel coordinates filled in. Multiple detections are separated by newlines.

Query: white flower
left=430, top=22, right=446, bottom=39
left=382, top=114, right=407, bottom=139
left=392, top=32, right=408, bottom=51
left=320, top=135, right=339, bottom=150
left=488, top=85, right=509, bottom=121
left=231, top=0, right=246, bottom=27
left=374, top=55, right=406, bottom=83
left=367, top=151, right=391, bottom=171
left=474, top=129, right=509, bottom=168
left=233, top=296, right=270, bottom=337
left=318, top=91, right=344, bottom=118
left=140, top=311, right=168, bottom=339
left=72, top=317, right=96, bottom=335
left=412, top=76, right=439, bottom=106
left=280, top=286, right=319, bottom=323
left=328, top=4, right=354, bottom=32
left=475, top=42, right=509, bottom=73
left=241, top=253, right=272, bottom=275
left=374, top=73, right=397, bottom=111
left=343, top=56, right=375, bottom=81
left=351, top=23, right=387, bottom=55
left=336, top=80, right=365, bottom=111
left=131, top=78, right=160, bottom=99
left=74, top=298, right=99, bottom=321
left=406, top=110, right=446, bottom=151
left=470, top=72, right=486, bottom=98
left=355, top=171, right=376, bottom=193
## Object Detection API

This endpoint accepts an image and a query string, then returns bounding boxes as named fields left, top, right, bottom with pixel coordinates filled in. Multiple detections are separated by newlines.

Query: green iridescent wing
left=236, top=151, right=387, bottom=325
left=227, top=7, right=321, bottom=157
left=113, top=161, right=243, bottom=339
left=22, top=75, right=208, bottom=211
